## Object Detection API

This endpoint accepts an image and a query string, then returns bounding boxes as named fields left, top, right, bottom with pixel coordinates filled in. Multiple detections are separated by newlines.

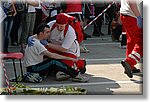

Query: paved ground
left=1, top=24, right=143, bottom=95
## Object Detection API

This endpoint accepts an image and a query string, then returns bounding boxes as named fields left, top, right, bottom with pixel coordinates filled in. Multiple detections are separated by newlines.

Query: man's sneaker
left=72, top=73, right=89, bottom=83
left=56, top=71, right=70, bottom=81
left=121, top=60, right=133, bottom=78
left=24, top=73, right=43, bottom=83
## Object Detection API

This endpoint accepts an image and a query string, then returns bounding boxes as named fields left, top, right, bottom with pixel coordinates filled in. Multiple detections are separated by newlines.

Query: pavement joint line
left=4, top=58, right=124, bottom=63
left=86, top=58, right=124, bottom=61
left=84, top=42, right=120, bottom=46
left=28, top=80, right=143, bottom=88
left=87, top=37, right=112, bottom=40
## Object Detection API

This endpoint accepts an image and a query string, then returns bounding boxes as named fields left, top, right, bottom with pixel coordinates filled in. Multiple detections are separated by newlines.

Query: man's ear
left=39, top=32, right=43, bottom=35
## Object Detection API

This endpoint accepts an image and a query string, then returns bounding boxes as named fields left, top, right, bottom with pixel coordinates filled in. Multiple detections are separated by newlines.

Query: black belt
left=121, top=14, right=130, bottom=17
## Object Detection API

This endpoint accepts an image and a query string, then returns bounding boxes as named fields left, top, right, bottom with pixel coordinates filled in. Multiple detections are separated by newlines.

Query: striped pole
left=0, top=57, right=12, bottom=95
left=83, top=2, right=115, bottom=30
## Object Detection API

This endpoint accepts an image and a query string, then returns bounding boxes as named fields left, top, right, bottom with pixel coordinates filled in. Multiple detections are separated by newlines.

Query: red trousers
left=120, top=14, right=143, bottom=69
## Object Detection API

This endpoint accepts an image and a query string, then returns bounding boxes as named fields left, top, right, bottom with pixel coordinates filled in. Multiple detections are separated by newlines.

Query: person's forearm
left=51, top=52, right=75, bottom=61
left=11, top=0, right=17, bottom=16
left=26, top=0, right=39, bottom=7
left=12, top=3, right=17, bottom=16
left=47, top=43, right=67, bottom=53
left=43, top=51, right=76, bottom=61
left=128, top=1, right=141, bottom=16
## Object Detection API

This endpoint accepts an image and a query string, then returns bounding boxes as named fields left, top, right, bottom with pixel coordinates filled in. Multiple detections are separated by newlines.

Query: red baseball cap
left=56, top=13, right=69, bottom=24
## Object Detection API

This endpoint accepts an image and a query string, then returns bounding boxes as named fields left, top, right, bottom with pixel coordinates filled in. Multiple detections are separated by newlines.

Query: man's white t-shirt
left=24, top=38, right=47, bottom=67
left=47, top=21, right=80, bottom=57
left=120, top=0, right=143, bottom=18
left=28, top=5, right=36, bottom=13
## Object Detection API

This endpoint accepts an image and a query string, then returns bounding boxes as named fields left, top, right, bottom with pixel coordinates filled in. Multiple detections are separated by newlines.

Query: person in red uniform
left=61, top=0, right=83, bottom=22
left=60, top=0, right=90, bottom=53
left=120, top=0, right=143, bottom=78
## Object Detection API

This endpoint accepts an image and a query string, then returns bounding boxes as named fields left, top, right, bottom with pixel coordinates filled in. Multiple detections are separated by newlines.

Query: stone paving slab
left=1, top=25, right=143, bottom=95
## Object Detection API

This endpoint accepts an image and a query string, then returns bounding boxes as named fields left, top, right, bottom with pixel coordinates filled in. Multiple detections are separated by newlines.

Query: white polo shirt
left=24, top=38, right=47, bottom=67
left=47, top=21, right=80, bottom=57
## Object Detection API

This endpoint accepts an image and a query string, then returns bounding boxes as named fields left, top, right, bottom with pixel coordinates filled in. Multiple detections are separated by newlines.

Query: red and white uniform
left=63, top=0, right=82, bottom=15
left=47, top=20, right=80, bottom=67
left=120, top=0, right=143, bottom=69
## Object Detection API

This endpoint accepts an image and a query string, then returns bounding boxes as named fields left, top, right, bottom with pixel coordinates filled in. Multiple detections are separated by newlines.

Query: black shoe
left=100, top=32, right=105, bottom=36
left=93, top=34, right=100, bottom=37
left=132, top=68, right=141, bottom=73
left=84, top=33, right=92, bottom=38
left=11, top=42, right=18, bottom=46
left=124, top=67, right=140, bottom=74
left=121, top=60, right=133, bottom=78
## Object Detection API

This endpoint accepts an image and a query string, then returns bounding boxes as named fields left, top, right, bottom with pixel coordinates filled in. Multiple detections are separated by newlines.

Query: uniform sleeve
left=61, top=26, right=76, bottom=49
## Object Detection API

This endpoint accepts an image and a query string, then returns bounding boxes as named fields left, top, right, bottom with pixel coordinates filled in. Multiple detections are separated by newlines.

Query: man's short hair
left=36, top=23, right=50, bottom=35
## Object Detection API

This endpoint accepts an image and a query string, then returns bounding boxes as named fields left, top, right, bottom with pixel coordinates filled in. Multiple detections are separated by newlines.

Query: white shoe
left=72, top=73, right=89, bottom=82
left=56, top=71, right=70, bottom=81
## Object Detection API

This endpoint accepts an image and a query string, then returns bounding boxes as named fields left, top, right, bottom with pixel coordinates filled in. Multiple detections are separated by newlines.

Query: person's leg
left=28, top=13, right=36, bottom=36
left=120, top=15, right=142, bottom=78
left=46, top=46, right=87, bottom=74
left=108, top=16, right=113, bottom=35
left=26, top=13, right=32, bottom=36
left=34, top=9, right=42, bottom=33
left=10, top=12, right=21, bottom=45
left=27, top=59, right=78, bottom=78
left=121, top=26, right=127, bottom=48
left=3, top=18, right=8, bottom=52
left=106, top=6, right=116, bottom=35
left=93, top=7, right=104, bottom=36
left=114, top=25, right=122, bottom=41
left=121, top=32, right=140, bottom=73
left=20, top=12, right=27, bottom=53
left=3, top=16, right=14, bottom=52
left=60, top=53, right=87, bottom=74
left=122, top=16, right=142, bottom=67
left=46, top=47, right=77, bottom=68
left=121, top=33, right=127, bottom=47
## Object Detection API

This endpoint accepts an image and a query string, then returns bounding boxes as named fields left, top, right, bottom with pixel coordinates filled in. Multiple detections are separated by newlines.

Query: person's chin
left=58, top=29, right=63, bottom=31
